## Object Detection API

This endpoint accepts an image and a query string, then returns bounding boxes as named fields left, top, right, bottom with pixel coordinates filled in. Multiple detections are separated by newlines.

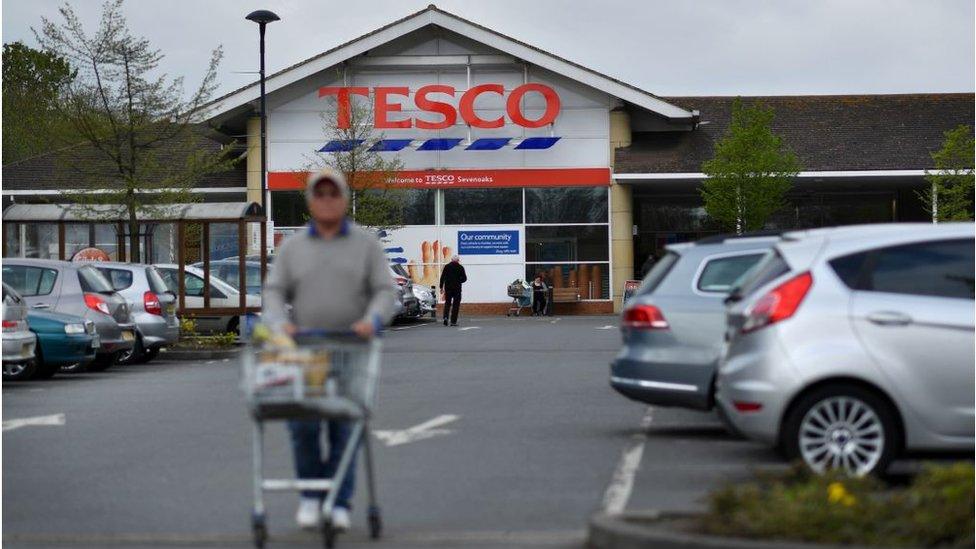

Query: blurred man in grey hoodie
left=263, top=168, right=396, bottom=531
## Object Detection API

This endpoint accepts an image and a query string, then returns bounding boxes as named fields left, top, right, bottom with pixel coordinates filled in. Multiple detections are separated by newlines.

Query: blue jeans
left=287, top=420, right=357, bottom=509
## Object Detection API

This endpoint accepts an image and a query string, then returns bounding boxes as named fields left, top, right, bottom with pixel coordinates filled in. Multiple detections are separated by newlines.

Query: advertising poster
left=383, top=226, right=524, bottom=302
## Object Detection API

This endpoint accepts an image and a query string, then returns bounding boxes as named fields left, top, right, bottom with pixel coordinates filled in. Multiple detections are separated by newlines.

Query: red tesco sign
left=318, top=83, right=561, bottom=130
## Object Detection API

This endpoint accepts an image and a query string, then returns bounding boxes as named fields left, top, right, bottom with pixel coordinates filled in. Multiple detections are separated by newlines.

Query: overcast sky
left=3, top=0, right=974, bottom=100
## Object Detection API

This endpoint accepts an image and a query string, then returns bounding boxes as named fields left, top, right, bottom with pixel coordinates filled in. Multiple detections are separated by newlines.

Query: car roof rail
left=695, top=230, right=784, bottom=245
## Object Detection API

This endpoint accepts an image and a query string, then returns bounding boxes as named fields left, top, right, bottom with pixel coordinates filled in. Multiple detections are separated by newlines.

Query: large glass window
left=445, top=188, right=522, bottom=224
left=525, top=187, right=608, bottom=223
left=354, top=188, right=436, bottom=226
left=525, top=263, right=609, bottom=300
left=93, top=224, right=121, bottom=261
left=271, top=191, right=308, bottom=227
left=64, top=224, right=90, bottom=259
left=3, top=223, right=19, bottom=257
left=24, top=223, right=58, bottom=259
left=525, top=226, right=609, bottom=262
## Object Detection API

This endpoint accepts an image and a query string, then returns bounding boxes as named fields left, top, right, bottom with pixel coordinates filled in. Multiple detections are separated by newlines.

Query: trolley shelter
left=2, top=202, right=267, bottom=316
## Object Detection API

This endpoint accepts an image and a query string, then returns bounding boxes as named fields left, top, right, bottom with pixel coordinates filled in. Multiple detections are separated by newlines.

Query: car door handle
left=32, top=303, right=51, bottom=309
left=866, top=311, right=912, bottom=326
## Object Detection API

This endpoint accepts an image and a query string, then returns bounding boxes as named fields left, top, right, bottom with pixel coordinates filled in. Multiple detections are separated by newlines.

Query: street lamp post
left=245, top=9, right=280, bottom=216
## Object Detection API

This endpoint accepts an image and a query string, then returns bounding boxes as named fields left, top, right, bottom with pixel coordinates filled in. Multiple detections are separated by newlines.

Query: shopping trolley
left=505, top=280, right=532, bottom=316
left=241, top=330, right=383, bottom=548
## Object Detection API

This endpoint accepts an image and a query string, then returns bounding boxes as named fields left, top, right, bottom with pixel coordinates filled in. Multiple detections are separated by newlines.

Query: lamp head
left=246, top=10, right=280, bottom=25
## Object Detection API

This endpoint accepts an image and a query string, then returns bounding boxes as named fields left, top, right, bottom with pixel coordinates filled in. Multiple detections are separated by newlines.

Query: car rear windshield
left=145, top=267, right=170, bottom=295
left=731, top=250, right=790, bottom=299
left=636, top=251, right=679, bottom=296
left=96, top=268, right=133, bottom=291
left=77, top=265, right=114, bottom=293
left=697, top=253, right=767, bottom=293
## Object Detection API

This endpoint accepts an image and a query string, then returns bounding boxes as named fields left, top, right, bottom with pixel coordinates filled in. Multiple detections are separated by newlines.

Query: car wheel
left=87, top=352, right=119, bottom=372
left=141, top=347, right=160, bottom=363
left=32, top=346, right=59, bottom=379
left=3, top=359, right=38, bottom=381
left=118, top=334, right=144, bottom=365
left=782, top=384, right=900, bottom=477
left=61, top=362, right=87, bottom=373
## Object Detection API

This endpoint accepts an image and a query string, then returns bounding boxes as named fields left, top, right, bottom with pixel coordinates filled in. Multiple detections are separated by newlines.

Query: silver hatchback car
left=2, top=259, right=135, bottom=371
left=611, top=235, right=777, bottom=410
left=93, top=262, right=180, bottom=364
left=717, top=223, right=975, bottom=476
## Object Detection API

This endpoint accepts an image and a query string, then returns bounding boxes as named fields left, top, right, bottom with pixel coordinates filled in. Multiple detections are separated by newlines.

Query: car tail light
left=2, top=319, right=24, bottom=332
left=742, top=272, right=813, bottom=334
left=144, top=291, right=162, bottom=315
left=84, top=293, right=112, bottom=315
left=621, top=304, right=669, bottom=330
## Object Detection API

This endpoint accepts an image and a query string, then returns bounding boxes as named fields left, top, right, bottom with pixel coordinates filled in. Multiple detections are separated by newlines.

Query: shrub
left=700, top=462, right=974, bottom=547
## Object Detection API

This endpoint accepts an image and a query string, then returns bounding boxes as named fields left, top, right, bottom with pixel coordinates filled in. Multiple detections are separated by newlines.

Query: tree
left=701, top=99, right=801, bottom=233
left=920, top=125, right=974, bottom=222
left=306, top=90, right=406, bottom=232
left=33, top=0, right=235, bottom=261
left=2, top=42, right=77, bottom=164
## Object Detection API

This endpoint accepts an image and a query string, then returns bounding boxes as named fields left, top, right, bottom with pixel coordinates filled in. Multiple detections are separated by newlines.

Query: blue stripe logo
left=320, top=137, right=560, bottom=152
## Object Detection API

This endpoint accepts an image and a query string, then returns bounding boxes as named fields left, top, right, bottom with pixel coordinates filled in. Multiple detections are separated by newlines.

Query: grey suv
left=611, top=235, right=777, bottom=410
left=2, top=259, right=135, bottom=371
left=94, top=263, right=179, bottom=364
left=717, top=223, right=975, bottom=476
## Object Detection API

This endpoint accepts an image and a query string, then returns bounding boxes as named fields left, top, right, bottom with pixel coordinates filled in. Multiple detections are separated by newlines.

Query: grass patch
left=700, top=462, right=974, bottom=547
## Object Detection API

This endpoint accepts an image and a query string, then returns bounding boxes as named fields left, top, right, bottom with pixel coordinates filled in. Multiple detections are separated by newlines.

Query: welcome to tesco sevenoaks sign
left=318, top=84, right=561, bottom=130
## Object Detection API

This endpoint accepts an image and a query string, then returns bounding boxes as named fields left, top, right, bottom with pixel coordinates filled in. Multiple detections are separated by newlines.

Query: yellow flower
left=827, top=482, right=848, bottom=504
left=841, top=494, right=857, bottom=507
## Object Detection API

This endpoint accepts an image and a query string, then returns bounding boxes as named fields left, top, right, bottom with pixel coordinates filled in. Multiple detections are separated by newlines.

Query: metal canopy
left=2, top=202, right=264, bottom=223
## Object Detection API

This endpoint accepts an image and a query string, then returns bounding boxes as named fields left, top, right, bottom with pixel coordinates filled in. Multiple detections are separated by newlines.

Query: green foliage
left=307, top=81, right=406, bottom=232
left=920, top=125, right=975, bottom=222
left=33, top=0, right=236, bottom=260
left=701, top=99, right=801, bottom=233
left=2, top=42, right=78, bottom=164
left=178, top=316, right=197, bottom=338
left=701, top=462, right=974, bottom=547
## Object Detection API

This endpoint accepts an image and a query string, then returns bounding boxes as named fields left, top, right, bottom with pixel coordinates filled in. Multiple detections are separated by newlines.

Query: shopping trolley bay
left=4, top=315, right=782, bottom=548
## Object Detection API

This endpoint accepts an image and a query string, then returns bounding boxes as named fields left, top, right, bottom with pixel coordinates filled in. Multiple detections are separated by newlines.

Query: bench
left=551, top=287, right=580, bottom=303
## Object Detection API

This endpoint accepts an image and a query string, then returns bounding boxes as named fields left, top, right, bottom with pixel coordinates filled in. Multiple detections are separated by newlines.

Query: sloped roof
left=614, top=94, right=976, bottom=174
left=201, top=4, right=697, bottom=123
left=1, top=126, right=245, bottom=191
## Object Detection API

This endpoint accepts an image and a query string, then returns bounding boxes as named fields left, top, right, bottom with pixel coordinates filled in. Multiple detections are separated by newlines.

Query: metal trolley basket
left=241, top=331, right=383, bottom=548
left=505, top=280, right=532, bottom=316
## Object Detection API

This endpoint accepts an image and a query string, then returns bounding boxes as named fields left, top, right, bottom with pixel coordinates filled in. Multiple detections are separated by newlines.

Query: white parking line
left=601, top=407, right=653, bottom=515
left=391, top=322, right=436, bottom=331
left=596, top=325, right=615, bottom=330
left=3, top=413, right=66, bottom=432
left=457, top=326, right=480, bottom=331
left=373, top=414, right=459, bottom=447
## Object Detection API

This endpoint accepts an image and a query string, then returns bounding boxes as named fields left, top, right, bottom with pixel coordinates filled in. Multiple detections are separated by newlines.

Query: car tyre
left=3, top=359, right=38, bottom=381
left=141, top=346, right=160, bottom=363
left=32, top=346, right=59, bottom=379
left=87, top=352, right=119, bottom=372
left=117, top=334, right=144, bottom=365
left=782, top=384, right=900, bottom=477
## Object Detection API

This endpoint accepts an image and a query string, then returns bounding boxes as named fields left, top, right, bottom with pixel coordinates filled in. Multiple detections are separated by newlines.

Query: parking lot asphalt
left=4, top=315, right=784, bottom=548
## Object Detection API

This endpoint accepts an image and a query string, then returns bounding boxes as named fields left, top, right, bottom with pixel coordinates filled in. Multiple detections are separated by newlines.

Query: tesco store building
left=198, top=5, right=973, bottom=314
left=202, top=5, right=689, bottom=314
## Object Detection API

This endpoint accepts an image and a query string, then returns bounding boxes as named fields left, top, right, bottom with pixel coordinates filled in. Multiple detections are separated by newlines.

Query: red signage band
left=269, top=168, right=611, bottom=190
left=318, top=84, right=561, bottom=130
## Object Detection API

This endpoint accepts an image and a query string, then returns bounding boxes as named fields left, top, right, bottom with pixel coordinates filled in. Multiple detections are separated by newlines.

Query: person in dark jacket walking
left=439, top=255, right=467, bottom=326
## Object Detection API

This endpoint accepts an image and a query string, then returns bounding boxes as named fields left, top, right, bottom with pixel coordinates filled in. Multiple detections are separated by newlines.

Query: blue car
left=27, top=310, right=99, bottom=376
